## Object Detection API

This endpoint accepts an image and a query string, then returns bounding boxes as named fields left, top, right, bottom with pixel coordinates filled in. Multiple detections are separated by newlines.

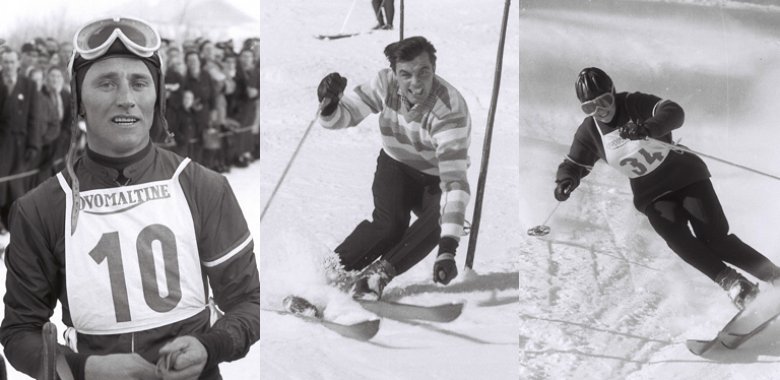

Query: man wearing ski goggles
left=0, top=17, right=259, bottom=380
left=554, top=66, right=780, bottom=314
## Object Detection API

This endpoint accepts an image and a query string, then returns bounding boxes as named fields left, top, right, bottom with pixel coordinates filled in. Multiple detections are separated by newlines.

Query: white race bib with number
left=58, top=159, right=206, bottom=335
left=597, top=122, right=670, bottom=179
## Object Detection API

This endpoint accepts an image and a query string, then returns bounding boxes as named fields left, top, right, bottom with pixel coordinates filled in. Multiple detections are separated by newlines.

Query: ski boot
left=351, top=259, right=396, bottom=301
left=322, top=252, right=359, bottom=292
left=716, top=267, right=758, bottom=310
left=283, top=295, right=322, bottom=319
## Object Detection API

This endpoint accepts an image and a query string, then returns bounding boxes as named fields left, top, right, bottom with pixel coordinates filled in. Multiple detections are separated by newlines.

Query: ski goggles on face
left=73, top=17, right=160, bottom=60
left=580, top=91, right=615, bottom=116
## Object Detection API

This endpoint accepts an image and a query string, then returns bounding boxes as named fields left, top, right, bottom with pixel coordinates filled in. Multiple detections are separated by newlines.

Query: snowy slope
left=259, top=0, right=519, bottom=379
left=519, top=1, right=780, bottom=379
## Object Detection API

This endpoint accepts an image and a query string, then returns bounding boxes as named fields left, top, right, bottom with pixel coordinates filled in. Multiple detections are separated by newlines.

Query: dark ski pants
left=372, top=0, right=395, bottom=26
left=644, top=179, right=779, bottom=283
left=335, top=150, right=441, bottom=275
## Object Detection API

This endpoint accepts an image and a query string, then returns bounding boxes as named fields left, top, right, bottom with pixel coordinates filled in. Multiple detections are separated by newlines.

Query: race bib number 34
left=600, top=128, right=670, bottom=179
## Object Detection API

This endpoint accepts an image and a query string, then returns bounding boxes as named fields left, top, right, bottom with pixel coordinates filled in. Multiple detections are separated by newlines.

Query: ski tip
left=438, top=303, right=465, bottom=322
left=353, top=318, right=381, bottom=328
left=685, top=339, right=715, bottom=356
left=342, top=318, right=380, bottom=341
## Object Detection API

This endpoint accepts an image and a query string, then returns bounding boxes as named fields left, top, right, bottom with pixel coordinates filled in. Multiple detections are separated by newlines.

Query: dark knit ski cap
left=575, top=67, right=614, bottom=102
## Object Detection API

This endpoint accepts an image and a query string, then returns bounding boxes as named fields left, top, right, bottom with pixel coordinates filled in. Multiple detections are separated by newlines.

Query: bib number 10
left=619, top=148, right=665, bottom=176
left=89, top=224, right=182, bottom=323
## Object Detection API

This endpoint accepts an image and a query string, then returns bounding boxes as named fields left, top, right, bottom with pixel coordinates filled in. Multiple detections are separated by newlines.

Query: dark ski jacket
left=0, top=145, right=259, bottom=379
left=556, top=91, right=710, bottom=212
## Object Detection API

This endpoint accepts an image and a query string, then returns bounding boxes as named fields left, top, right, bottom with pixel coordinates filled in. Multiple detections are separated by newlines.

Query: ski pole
left=464, top=0, right=512, bottom=270
left=649, top=138, right=780, bottom=181
left=527, top=202, right=561, bottom=237
left=338, top=0, right=358, bottom=35
left=260, top=98, right=329, bottom=223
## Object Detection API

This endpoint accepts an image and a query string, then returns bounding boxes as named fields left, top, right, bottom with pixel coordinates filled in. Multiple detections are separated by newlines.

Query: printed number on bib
left=619, top=148, right=665, bottom=176
left=89, top=224, right=182, bottom=323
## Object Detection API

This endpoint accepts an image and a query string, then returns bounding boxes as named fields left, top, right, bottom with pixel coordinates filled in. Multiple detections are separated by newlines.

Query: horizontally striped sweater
left=319, top=68, right=472, bottom=240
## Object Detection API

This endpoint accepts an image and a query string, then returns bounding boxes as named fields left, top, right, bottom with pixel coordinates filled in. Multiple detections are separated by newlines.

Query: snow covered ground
left=259, top=0, right=519, bottom=379
left=519, top=1, right=780, bottom=379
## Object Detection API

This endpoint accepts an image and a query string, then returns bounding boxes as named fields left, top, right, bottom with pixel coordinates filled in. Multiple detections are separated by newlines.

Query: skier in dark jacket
left=555, top=67, right=780, bottom=310
left=0, top=17, right=259, bottom=379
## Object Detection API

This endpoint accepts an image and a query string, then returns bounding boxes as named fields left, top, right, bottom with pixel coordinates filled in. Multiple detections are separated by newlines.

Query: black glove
left=619, top=121, right=650, bottom=141
left=317, top=72, right=347, bottom=117
left=433, top=237, right=458, bottom=285
left=554, top=177, right=577, bottom=202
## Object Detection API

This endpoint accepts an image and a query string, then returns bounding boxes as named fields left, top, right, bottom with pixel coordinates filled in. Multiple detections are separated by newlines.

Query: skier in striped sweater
left=317, top=36, right=471, bottom=300
left=555, top=67, right=780, bottom=310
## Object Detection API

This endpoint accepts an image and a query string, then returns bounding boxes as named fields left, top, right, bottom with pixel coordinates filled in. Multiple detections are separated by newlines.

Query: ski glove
left=554, top=177, right=578, bottom=202
left=317, top=72, right=348, bottom=117
left=619, top=121, right=650, bottom=141
left=434, top=237, right=459, bottom=285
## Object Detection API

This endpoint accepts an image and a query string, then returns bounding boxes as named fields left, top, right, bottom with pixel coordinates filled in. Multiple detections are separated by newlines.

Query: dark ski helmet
left=575, top=67, right=613, bottom=102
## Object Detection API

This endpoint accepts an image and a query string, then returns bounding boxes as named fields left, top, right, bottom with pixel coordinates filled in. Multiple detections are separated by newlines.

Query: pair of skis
left=687, top=290, right=780, bottom=356
left=271, top=296, right=464, bottom=341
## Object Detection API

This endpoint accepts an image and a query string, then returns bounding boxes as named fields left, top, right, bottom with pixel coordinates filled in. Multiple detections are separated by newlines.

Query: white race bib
left=58, top=159, right=206, bottom=334
left=597, top=122, right=670, bottom=179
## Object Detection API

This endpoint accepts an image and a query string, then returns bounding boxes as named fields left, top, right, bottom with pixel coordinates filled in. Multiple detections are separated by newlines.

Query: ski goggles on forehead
left=580, top=91, right=615, bottom=116
left=73, top=17, right=160, bottom=60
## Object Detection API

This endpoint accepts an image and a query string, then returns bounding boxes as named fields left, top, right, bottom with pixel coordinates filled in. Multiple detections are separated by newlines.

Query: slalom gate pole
left=260, top=99, right=328, bottom=223
left=650, top=138, right=780, bottom=181
left=464, top=0, right=512, bottom=270
left=400, top=0, right=405, bottom=40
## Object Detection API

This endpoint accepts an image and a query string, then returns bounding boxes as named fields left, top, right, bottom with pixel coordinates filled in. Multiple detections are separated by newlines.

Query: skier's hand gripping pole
left=434, top=237, right=459, bottom=285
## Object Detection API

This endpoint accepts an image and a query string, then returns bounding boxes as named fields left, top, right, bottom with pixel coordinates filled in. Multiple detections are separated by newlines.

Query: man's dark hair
left=383, top=36, right=437, bottom=72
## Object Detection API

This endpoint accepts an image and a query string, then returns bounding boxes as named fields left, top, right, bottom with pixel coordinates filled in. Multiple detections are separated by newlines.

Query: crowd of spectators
left=0, top=34, right=260, bottom=234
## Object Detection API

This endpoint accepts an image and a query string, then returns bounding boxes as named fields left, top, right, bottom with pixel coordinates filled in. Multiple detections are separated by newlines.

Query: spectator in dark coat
left=34, top=66, right=70, bottom=180
left=182, top=51, right=217, bottom=164
left=0, top=50, right=40, bottom=227
left=232, top=49, right=260, bottom=164
left=167, top=90, right=199, bottom=159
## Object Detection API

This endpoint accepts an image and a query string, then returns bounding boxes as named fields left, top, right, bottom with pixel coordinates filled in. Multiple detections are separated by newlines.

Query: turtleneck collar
left=86, top=141, right=152, bottom=173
